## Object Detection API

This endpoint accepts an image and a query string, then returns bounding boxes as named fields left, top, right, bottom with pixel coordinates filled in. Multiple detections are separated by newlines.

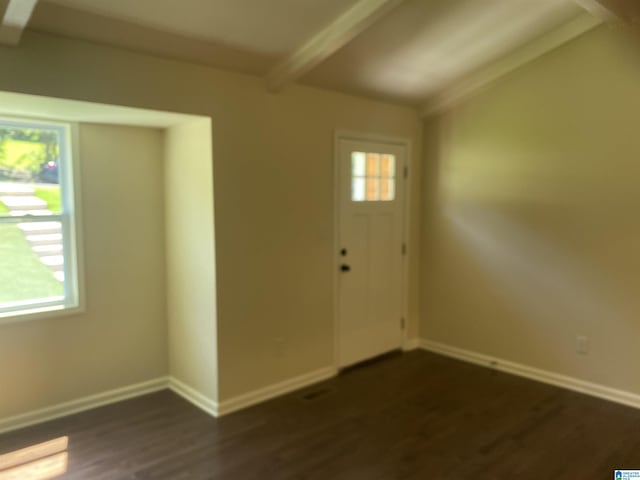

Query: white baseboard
left=403, top=338, right=421, bottom=351
left=217, top=366, right=337, bottom=416
left=0, top=367, right=338, bottom=434
left=0, top=377, right=169, bottom=435
left=16, top=342, right=632, bottom=435
left=167, top=377, right=218, bottom=417
left=420, top=339, right=640, bottom=410
left=169, top=366, right=337, bottom=418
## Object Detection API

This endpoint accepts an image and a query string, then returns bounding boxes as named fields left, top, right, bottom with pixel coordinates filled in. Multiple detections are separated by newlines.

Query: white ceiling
left=304, top=0, right=586, bottom=103
left=24, top=0, right=598, bottom=109
left=41, top=0, right=362, bottom=55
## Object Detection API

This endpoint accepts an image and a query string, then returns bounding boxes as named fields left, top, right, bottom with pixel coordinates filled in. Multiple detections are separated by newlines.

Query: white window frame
left=0, top=117, right=83, bottom=324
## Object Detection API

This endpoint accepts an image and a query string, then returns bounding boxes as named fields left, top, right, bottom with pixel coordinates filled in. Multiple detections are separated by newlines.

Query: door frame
left=333, top=130, right=413, bottom=369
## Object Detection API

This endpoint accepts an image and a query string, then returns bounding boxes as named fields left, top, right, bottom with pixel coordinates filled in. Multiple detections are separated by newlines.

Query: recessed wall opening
left=0, top=90, right=219, bottom=416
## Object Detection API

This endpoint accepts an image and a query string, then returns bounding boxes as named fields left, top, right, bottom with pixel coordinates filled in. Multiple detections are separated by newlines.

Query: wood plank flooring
left=1, top=350, right=639, bottom=479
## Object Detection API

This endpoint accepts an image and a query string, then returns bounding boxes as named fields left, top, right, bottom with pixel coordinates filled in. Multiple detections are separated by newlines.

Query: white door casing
left=335, top=134, right=407, bottom=368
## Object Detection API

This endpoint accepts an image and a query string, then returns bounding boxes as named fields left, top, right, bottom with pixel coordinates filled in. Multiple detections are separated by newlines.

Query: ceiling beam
left=574, top=0, right=640, bottom=24
left=573, top=0, right=619, bottom=21
left=421, top=12, right=602, bottom=117
left=0, top=0, right=38, bottom=46
left=266, top=0, right=404, bottom=93
left=0, top=0, right=7, bottom=19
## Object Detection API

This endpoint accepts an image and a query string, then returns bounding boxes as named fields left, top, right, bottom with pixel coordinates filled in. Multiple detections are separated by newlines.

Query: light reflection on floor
left=0, top=436, right=68, bottom=480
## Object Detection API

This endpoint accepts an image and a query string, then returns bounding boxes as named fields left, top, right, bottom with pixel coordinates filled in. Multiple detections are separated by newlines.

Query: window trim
left=0, top=117, right=84, bottom=324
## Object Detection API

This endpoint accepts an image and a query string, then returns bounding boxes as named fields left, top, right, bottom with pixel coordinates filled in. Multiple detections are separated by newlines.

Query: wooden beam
left=573, top=0, right=619, bottom=21
left=266, top=0, right=404, bottom=93
left=421, top=12, right=602, bottom=116
left=575, top=0, right=640, bottom=24
left=0, top=0, right=38, bottom=46
left=0, top=0, right=8, bottom=20
left=574, top=0, right=640, bottom=47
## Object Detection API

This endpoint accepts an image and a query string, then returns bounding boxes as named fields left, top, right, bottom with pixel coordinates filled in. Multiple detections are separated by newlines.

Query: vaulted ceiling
left=1, top=0, right=638, bottom=114
left=303, top=0, right=585, bottom=104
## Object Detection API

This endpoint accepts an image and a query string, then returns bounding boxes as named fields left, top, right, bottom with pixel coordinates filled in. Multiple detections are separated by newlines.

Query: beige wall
left=0, top=30, right=422, bottom=405
left=0, top=123, right=167, bottom=418
left=421, top=25, right=640, bottom=393
left=165, top=119, right=218, bottom=401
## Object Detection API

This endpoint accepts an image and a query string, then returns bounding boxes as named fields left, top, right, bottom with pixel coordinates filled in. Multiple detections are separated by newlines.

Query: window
left=0, top=118, right=81, bottom=320
left=351, top=151, right=396, bottom=202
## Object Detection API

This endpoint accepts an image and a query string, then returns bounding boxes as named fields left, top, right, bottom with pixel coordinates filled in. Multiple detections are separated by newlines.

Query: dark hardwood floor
left=1, top=350, right=639, bottom=479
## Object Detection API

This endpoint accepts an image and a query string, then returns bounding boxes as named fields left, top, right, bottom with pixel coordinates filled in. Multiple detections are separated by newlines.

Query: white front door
left=336, top=136, right=406, bottom=368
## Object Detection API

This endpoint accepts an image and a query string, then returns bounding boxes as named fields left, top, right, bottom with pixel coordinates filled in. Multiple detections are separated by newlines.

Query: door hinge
left=400, top=317, right=406, bottom=330
left=402, top=243, right=407, bottom=256
left=403, top=165, right=408, bottom=179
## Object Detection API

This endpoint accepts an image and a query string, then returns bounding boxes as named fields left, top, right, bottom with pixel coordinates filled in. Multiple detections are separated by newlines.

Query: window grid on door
left=351, top=151, right=396, bottom=202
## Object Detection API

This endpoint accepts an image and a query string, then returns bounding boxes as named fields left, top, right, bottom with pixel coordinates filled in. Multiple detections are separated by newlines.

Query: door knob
left=340, top=264, right=351, bottom=272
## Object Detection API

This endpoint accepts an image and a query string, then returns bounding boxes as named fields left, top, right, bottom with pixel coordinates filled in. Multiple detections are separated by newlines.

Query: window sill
left=0, top=304, right=84, bottom=326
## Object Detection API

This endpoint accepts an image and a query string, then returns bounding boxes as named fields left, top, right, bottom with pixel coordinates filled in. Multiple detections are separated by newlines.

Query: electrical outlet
left=576, top=335, right=589, bottom=355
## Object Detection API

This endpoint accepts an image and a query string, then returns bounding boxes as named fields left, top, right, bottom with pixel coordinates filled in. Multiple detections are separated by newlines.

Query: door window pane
left=380, top=179, right=395, bottom=201
left=350, top=151, right=396, bottom=202
left=380, top=154, right=395, bottom=177
left=366, top=178, right=379, bottom=201
left=352, top=177, right=365, bottom=201
left=366, top=153, right=380, bottom=176
left=352, top=152, right=366, bottom=177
